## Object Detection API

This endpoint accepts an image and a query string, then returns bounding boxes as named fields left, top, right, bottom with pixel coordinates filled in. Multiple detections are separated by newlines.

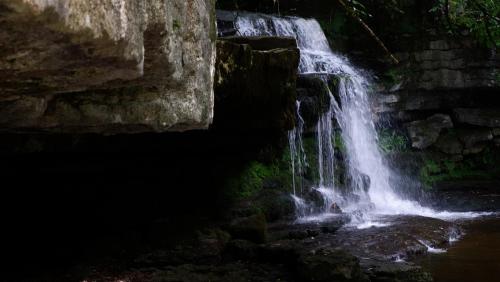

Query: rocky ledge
left=0, top=0, right=216, bottom=133
left=214, top=36, right=299, bottom=131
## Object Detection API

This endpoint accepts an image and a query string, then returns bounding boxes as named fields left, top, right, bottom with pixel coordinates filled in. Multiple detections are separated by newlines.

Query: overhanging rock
left=0, top=0, right=216, bottom=133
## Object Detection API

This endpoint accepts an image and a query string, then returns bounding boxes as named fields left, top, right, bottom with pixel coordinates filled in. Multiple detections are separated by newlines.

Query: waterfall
left=317, top=88, right=335, bottom=189
left=288, top=100, right=307, bottom=196
left=288, top=100, right=317, bottom=218
left=232, top=11, right=488, bottom=222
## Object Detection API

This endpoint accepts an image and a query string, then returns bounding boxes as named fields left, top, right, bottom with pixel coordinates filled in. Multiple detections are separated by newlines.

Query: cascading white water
left=288, top=100, right=307, bottom=196
left=235, top=11, right=489, bottom=223
left=288, top=101, right=313, bottom=217
left=316, top=88, right=336, bottom=189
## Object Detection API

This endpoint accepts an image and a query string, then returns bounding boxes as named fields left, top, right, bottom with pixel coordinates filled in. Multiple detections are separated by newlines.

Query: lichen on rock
left=0, top=0, right=216, bottom=133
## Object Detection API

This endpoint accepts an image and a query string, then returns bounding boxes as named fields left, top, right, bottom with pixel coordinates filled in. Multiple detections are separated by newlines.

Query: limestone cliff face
left=373, top=37, right=499, bottom=154
left=0, top=0, right=216, bottom=133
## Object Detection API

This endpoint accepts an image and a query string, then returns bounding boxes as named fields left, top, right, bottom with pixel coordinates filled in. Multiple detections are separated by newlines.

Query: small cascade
left=288, top=100, right=313, bottom=218
left=291, top=194, right=310, bottom=218
left=288, top=100, right=307, bottom=196
left=316, top=87, right=335, bottom=189
left=231, top=11, right=489, bottom=224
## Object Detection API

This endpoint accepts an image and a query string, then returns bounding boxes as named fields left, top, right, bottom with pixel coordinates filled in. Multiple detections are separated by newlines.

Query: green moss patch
left=378, top=129, right=408, bottom=154
left=420, top=148, right=500, bottom=188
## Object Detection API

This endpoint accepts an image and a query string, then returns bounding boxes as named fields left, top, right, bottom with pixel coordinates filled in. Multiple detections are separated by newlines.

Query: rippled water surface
left=416, top=215, right=500, bottom=282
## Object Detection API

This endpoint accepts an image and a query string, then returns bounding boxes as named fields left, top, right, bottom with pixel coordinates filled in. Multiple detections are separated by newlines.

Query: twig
left=337, top=0, right=399, bottom=64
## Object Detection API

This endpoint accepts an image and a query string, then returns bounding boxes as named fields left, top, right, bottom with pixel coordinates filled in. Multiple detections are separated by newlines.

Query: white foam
left=448, top=228, right=462, bottom=243
left=295, top=212, right=341, bottom=224
left=291, top=194, right=310, bottom=218
left=418, top=240, right=447, bottom=254
left=394, top=255, right=406, bottom=263
left=355, top=221, right=391, bottom=229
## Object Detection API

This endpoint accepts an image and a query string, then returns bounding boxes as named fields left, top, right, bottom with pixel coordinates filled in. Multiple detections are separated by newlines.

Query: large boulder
left=0, top=0, right=216, bottom=133
left=362, top=259, right=433, bottom=282
left=296, top=249, right=366, bottom=282
left=254, top=189, right=295, bottom=222
left=433, top=133, right=463, bottom=155
left=406, top=114, right=453, bottom=149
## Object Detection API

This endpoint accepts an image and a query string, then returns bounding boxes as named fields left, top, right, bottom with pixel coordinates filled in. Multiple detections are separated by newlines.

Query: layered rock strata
left=0, top=0, right=216, bottom=133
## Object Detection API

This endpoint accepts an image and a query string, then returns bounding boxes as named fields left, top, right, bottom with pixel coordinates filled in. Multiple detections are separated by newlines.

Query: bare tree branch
left=337, top=0, right=399, bottom=64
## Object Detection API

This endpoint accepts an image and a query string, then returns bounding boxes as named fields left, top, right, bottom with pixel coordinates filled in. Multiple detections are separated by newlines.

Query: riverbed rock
left=258, top=239, right=303, bottom=265
left=406, top=114, right=453, bottom=149
left=287, top=229, right=320, bottom=240
left=150, top=262, right=291, bottom=282
left=135, top=228, right=231, bottom=267
left=267, top=215, right=349, bottom=242
left=254, top=189, right=295, bottom=222
left=362, top=259, right=432, bottom=282
left=228, top=213, right=268, bottom=243
left=296, top=249, right=367, bottom=282
left=0, top=0, right=216, bottom=133
left=224, top=239, right=259, bottom=261
left=213, top=37, right=299, bottom=131
left=454, top=108, right=500, bottom=128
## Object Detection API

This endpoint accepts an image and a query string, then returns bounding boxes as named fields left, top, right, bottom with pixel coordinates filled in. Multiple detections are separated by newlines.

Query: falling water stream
left=234, top=12, right=489, bottom=226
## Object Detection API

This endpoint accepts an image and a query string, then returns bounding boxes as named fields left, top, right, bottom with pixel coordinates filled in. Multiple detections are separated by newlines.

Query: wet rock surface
left=16, top=183, right=500, bottom=282
left=296, top=249, right=366, bottom=282
left=296, top=74, right=338, bottom=131
left=62, top=213, right=466, bottom=282
left=405, top=114, right=453, bottom=149
left=362, top=259, right=432, bottom=282
left=214, top=36, right=299, bottom=131
left=228, top=213, right=268, bottom=243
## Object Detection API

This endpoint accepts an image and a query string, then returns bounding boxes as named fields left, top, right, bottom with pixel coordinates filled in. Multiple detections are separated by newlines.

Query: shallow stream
left=415, top=215, right=500, bottom=282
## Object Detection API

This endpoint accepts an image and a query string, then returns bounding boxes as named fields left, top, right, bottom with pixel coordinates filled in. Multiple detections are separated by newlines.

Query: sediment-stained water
left=416, top=215, right=500, bottom=282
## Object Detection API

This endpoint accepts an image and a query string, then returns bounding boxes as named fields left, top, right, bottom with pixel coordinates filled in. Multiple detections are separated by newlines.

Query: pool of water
left=416, top=215, right=500, bottom=282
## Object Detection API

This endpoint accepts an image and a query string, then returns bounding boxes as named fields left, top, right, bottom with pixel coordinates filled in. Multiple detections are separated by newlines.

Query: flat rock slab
left=454, top=108, right=500, bottom=128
